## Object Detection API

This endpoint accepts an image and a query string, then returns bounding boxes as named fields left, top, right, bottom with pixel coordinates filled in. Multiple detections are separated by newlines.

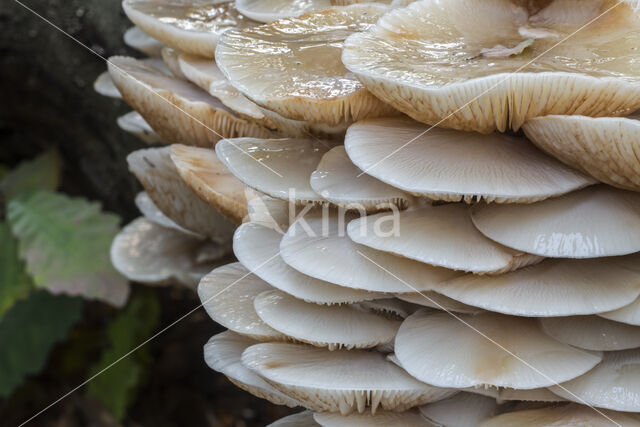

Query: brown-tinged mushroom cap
left=117, top=111, right=164, bottom=144
left=343, top=0, right=640, bottom=133
left=348, top=203, right=541, bottom=274
left=428, top=255, right=640, bottom=317
left=215, top=5, right=397, bottom=126
left=395, top=310, right=602, bottom=389
left=395, top=292, right=483, bottom=314
left=198, top=262, right=286, bottom=341
left=254, top=289, right=401, bottom=350
left=110, top=217, right=224, bottom=288
left=344, top=117, right=594, bottom=203
left=241, top=342, right=456, bottom=414
left=523, top=113, right=640, bottom=191
left=237, top=0, right=332, bottom=23
left=127, top=146, right=235, bottom=240
left=471, top=185, right=640, bottom=258
left=123, top=26, right=165, bottom=57
left=419, top=393, right=497, bottom=427
left=204, top=331, right=300, bottom=407
left=310, top=146, right=411, bottom=211
left=234, top=222, right=380, bottom=304
left=122, top=0, right=257, bottom=58
left=280, top=212, right=460, bottom=293
left=216, top=137, right=333, bottom=204
left=108, top=56, right=275, bottom=147
left=540, top=315, right=640, bottom=351
left=479, top=403, right=640, bottom=427
left=170, top=144, right=249, bottom=224
left=313, top=409, right=432, bottom=426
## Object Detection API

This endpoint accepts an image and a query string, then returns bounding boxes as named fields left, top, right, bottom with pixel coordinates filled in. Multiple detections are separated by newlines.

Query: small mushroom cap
left=342, top=0, right=640, bottom=133
left=348, top=204, right=541, bottom=274
left=429, top=255, right=640, bottom=317
left=160, top=47, right=187, bottom=79
left=216, top=137, right=333, bottom=204
left=313, top=409, right=431, bottom=426
left=111, top=217, right=221, bottom=288
left=117, top=111, right=164, bottom=144
left=237, top=0, right=331, bottom=23
left=170, top=144, right=249, bottom=224
left=247, top=196, right=291, bottom=232
left=540, top=315, right=640, bottom=351
left=479, top=403, right=640, bottom=427
left=523, top=113, right=640, bottom=191
left=395, top=292, right=482, bottom=314
left=419, top=393, right=497, bottom=427
left=358, top=298, right=418, bottom=320
left=269, top=411, right=319, bottom=426
left=134, top=191, right=199, bottom=236
left=215, top=5, right=397, bottom=126
left=254, top=289, right=401, bottom=350
left=344, top=117, right=594, bottom=203
left=198, top=262, right=286, bottom=341
left=495, top=387, right=565, bottom=403
left=108, top=56, right=274, bottom=147
left=94, top=71, right=122, bottom=98
left=122, top=0, right=256, bottom=58
left=204, top=331, right=300, bottom=407
left=234, top=222, right=380, bottom=304
left=599, top=296, right=640, bottom=326
left=280, top=212, right=460, bottom=292
left=471, top=185, right=640, bottom=258
left=550, top=349, right=640, bottom=412
left=241, top=342, right=456, bottom=414
left=310, top=146, right=411, bottom=211
left=127, top=146, right=235, bottom=240
left=123, top=26, right=164, bottom=57
left=395, top=310, right=602, bottom=389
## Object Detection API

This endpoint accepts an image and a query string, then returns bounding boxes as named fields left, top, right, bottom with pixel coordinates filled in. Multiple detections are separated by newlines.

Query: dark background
left=0, top=1, right=295, bottom=425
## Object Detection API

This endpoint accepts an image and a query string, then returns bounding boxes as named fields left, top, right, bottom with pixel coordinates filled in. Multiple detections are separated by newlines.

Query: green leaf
left=0, top=150, right=62, bottom=201
left=0, top=222, right=32, bottom=317
left=0, top=291, right=83, bottom=397
left=87, top=292, right=160, bottom=420
left=7, top=191, right=129, bottom=307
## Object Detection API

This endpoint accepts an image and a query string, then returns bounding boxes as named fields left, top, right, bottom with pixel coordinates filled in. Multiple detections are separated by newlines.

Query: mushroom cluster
left=100, top=0, right=640, bottom=424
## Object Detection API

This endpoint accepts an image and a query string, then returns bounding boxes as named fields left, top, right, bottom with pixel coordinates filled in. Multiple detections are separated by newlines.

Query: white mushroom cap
left=550, top=349, right=640, bottom=412
left=204, top=331, right=300, bottom=407
left=471, top=185, right=640, bottom=258
left=234, top=222, right=380, bottom=304
left=358, top=298, right=418, bottom=320
left=94, top=71, right=122, bottom=98
left=540, top=315, right=640, bottom=351
left=313, top=409, right=432, bottom=426
left=242, top=342, right=456, bottom=414
left=170, top=144, right=249, bottom=224
left=134, top=191, right=199, bottom=236
left=247, top=196, right=291, bottom=232
left=395, top=292, right=483, bottom=314
left=216, top=137, right=332, bottom=204
left=122, top=0, right=257, bottom=58
left=268, top=411, right=319, bottom=426
left=395, top=310, right=602, bottom=389
left=419, top=393, right=497, bottom=427
left=111, top=217, right=221, bottom=288
left=123, top=26, right=164, bottom=57
left=127, top=146, right=235, bottom=240
left=523, top=114, right=640, bottom=192
left=117, top=111, right=164, bottom=144
left=342, top=0, right=640, bottom=133
left=198, top=262, right=286, bottom=341
left=479, top=403, right=640, bottom=427
left=280, top=212, right=460, bottom=293
left=428, top=256, right=640, bottom=317
left=600, top=297, right=640, bottom=326
left=215, top=5, right=397, bottom=126
left=310, top=146, right=411, bottom=211
left=344, top=117, right=594, bottom=203
left=108, top=56, right=274, bottom=147
left=254, top=289, right=400, bottom=350
left=237, top=0, right=331, bottom=23
left=160, top=47, right=187, bottom=79
left=348, top=204, right=541, bottom=275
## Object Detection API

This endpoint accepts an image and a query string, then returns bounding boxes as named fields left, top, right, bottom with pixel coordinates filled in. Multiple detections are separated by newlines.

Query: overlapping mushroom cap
left=236, top=0, right=331, bottom=23
left=215, top=4, right=397, bottom=126
left=343, top=0, right=640, bottom=133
